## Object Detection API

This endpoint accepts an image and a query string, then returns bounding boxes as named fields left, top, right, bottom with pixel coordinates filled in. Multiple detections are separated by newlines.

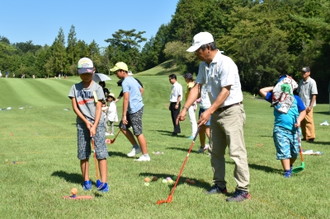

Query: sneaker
left=97, top=182, right=109, bottom=192
left=127, top=146, right=141, bottom=157
left=206, top=184, right=227, bottom=194
left=105, top=132, right=111, bottom=136
left=204, top=144, right=210, bottom=151
left=226, top=190, right=251, bottom=202
left=283, top=169, right=292, bottom=178
left=197, top=147, right=204, bottom=153
left=82, top=180, right=92, bottom=190
left=96, top=179, right=102, bottom=188
left=135, top=154, right=151, bottom=162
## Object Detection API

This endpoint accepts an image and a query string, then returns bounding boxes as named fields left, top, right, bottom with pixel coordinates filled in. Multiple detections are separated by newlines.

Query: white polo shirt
left=195, top=50, right=243, bottom=107
left=170, top=81, right=183, bottom=102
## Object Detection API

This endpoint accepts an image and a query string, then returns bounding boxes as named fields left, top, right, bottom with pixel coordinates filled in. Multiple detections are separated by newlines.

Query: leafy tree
left=105, top=29, right=146, bottom=72
left=49, top=28, right=67, bottom=77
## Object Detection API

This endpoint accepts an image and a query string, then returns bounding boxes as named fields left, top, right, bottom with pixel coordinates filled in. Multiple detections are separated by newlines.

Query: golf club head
left=292, top=162, right=305, bottom=173
left=156, top=195, right=173, bottom=205
left=110, top=139, right=115, bottom=144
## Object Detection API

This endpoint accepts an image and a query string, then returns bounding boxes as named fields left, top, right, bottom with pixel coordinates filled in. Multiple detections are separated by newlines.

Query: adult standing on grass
left=183, top=72, right=198, bottom=139
left=68, top=57, right=109, bottom=192
left=169, top=74, right=183, bottom=136
left=110, top=62, right=150, bottom=162
left=259, top=75, right=306, bottom=178
left=297, top=67, right=318, bottom=143
left=177, top=32, right=251, bottom=202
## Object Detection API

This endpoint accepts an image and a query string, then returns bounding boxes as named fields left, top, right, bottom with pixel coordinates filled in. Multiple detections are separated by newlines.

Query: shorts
left=273, top=126, right=299, bottom=160
left=119, top=107, right=143, bottom=136
left=199, top=107, right=211, bottom=126
left=76, top=122, right=108, bottom=160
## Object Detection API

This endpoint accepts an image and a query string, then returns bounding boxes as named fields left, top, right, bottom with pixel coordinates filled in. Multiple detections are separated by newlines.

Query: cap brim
left=186, top=45, right=200, bottom=52
left=110, top=67, right=119, bottom=72
left=78, top=68, right=94, bottom=74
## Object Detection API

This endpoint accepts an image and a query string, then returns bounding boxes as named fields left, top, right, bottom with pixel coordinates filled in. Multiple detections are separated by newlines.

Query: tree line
left=0, top=0, right=329, bottom=102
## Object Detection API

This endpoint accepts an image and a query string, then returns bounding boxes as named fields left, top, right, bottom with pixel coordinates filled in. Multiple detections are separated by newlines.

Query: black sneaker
left=226, top=189, right=251, bottom=202
left=206, top=184, right=227, bottom=194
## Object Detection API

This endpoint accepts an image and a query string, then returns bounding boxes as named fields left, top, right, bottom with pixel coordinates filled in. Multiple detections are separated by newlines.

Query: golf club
left=110, top=129, right=121, bottom=144
left=292, top=130, right=305, bottom=173
left=156, top=127, right=200, bottom=205
left=91, top=137, right=100, bottom=180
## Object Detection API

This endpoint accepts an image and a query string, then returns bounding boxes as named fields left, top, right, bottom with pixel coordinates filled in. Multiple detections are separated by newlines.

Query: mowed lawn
left=0, top=76, right=329, bottom=219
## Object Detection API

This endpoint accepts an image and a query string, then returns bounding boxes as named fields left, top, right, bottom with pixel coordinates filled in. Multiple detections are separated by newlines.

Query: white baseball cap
left=186, top=32, right=214, bottom=52
left=77, top=57, right=94, bottom=74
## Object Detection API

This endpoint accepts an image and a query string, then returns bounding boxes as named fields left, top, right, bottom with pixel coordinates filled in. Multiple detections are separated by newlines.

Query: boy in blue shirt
left=68, top=57, right=109, bottom=191
left=259, top=75, right=306, bottom=178
left=110, top=62, right=150, bottom=161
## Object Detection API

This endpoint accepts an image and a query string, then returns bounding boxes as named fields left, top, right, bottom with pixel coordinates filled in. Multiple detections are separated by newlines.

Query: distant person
left=183, top=73, right=198, bottom=139
left=197, top=85, right=211, bottom=153
left=68, top=57, right=109, bottom=192
left=105, top=93, right=118, bottom=136
left=99, top=81, right=110, bottom=97
left=168, top=74, right=183, bottom=136
left=0, top=70, right=2, bottom=78
left=178, top=32, right=250, bottom=202
left=297, top=67, right=318, bottom=142
left=259, top=75, right=306, bottom=178
left=110, top=62, right=150, bottom=161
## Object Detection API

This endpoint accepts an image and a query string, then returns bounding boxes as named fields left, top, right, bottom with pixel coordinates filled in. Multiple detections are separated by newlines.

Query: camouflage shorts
left=76, top=122, right=108, bottom=160
left=119, top=107, right=144, bottom=136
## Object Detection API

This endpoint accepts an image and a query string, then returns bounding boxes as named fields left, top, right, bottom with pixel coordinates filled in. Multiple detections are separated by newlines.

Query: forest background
left=0, top=0, right=329, bottom=102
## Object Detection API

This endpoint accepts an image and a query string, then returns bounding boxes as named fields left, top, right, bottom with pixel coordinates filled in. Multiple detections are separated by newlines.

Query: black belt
left=217, top=102, right=242, bottom=112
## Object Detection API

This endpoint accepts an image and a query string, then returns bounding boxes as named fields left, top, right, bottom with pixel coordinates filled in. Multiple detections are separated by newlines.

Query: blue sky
left=0, top=0, right=178, bottom=48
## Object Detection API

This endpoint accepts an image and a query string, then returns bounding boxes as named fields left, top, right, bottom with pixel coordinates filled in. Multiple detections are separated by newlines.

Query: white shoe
left=127, top=147, right=141, bottom=157
left=203, top=144, right=210, bottom=151
left=105, top=132, right=111, bottom=136
left=135, top=154, right=150, bottom=162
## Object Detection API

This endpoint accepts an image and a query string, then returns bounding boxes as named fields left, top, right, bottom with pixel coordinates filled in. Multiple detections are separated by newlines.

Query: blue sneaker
left=283, top=170, right=292, bottom=178
left=97, top=182, right=110, bottom=192
left=82, top=180, right=92, bottom=190
left=96, top=179, right=102, bottom=188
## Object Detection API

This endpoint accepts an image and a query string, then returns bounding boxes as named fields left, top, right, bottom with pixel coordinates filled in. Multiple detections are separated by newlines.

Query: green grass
left=0, top=76, right=329, bottom=218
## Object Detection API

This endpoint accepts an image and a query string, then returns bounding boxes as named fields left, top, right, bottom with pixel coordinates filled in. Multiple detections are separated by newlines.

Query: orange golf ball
left=144, top=177, right=151, bottom=182
left=71, top=188, right=78, bottom=195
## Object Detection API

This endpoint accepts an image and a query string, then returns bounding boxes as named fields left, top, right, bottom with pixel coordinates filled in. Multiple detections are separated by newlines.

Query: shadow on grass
left=139, top=172, right=211, bottom=191
left=51, top=170, right=81, bottom=184
left=225, top=160, right=282, bottom=174
left=167, top=147, right=201, bottom=154
left=314, top=111, right=330, bottom=115
left=303, top=140, right=330, bottom=146
left=108, top=151, right=127, bottom=158
left=156, top=129, right=189, bottom=138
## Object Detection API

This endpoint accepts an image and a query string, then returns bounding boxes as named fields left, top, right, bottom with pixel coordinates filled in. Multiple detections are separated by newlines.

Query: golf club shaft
left=91, top=138, right=100, bottom=180
left=167, top=128, right=200, bottom=199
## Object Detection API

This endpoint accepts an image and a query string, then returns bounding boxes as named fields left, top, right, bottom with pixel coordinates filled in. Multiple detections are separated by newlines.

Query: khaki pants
left=301, top=108, right=315, bottom=140
left=210, top=104, right=250, bottom=192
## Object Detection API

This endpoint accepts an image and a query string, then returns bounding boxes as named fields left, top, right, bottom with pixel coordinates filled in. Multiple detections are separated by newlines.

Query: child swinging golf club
left=68, top=57, right=109, bottom=192
left=259, top=75, right=306, bottom=178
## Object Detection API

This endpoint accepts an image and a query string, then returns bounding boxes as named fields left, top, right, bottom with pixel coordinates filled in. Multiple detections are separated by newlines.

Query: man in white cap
left=110, top=62, right=150, bottom=161
left=178, top=32, right=250, bottom=202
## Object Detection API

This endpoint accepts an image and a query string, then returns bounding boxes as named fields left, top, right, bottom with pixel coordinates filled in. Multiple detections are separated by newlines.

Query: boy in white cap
left=110, top=62, right=150, bottom=161
left=178, top=32, right=250, bottom=202
left=68, top=57, right=109, bottom=192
